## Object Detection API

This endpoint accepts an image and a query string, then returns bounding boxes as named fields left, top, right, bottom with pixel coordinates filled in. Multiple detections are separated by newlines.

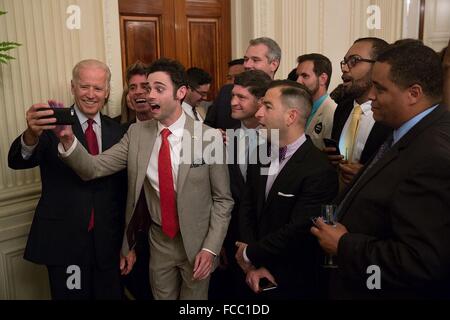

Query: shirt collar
left=283, top=133, right=307, bottom=159
left=393, top=105, right=438, bottom=144
left=74, top=104, right=101, bottom=127
left=157, top=110, right=186, bottom=138
left=313, top=93, right=328, bottom=111
left=354, top=100, right=372, bottom=114
left=182, top=101, right=193, bottom=110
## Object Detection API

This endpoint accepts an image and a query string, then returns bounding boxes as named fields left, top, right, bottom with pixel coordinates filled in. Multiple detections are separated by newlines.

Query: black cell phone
left=323, top=138, right=341, bottom=155
left=259, top=278, right=277, bottom=291
left=37, top=107, right=76, bottom=125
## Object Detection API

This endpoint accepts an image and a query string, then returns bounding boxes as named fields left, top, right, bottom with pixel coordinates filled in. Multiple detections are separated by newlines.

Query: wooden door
left=119, top=0, right=231, bottom=98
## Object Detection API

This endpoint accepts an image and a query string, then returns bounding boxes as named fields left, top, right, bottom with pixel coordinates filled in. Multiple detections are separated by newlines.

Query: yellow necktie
left=344, top=105, right=362, bottom=161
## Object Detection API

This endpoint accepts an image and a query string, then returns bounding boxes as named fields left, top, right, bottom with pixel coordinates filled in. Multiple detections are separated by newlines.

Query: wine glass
left=321, top=204, right=338, bottom=268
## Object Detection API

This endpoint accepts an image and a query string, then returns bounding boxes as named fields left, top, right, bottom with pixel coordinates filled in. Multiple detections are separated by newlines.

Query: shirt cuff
left=201, top=248, right=217, bottom=256
left=58, top=138, right=78, bottom=158
left=243, top=246, right=251, bottom=263
left=20, top=134, right=38, bottom=160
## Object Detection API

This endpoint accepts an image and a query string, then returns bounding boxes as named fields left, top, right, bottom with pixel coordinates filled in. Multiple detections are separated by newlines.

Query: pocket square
left=277, top=192, right=295, bottom=197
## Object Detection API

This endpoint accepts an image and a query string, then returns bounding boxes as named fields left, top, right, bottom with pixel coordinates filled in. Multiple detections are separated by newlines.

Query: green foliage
left=0, top=11, right=21, bottom=64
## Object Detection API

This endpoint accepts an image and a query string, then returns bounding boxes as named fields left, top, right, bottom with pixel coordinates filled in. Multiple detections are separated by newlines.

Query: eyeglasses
left=340, top=55, right=376, bottom=69
left=191, top=87, right=208, bottom=98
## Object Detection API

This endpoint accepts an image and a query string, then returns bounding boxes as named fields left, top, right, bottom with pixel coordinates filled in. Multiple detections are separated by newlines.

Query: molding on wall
left=102, top=0, right=123, bottom=118
left=253, top=0, right=275, bottom=39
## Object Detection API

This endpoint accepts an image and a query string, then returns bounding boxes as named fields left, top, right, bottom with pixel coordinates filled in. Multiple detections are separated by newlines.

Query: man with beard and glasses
left=296, top=53, right=337, bottom=150
left=325, top=37, right=391, bottom=189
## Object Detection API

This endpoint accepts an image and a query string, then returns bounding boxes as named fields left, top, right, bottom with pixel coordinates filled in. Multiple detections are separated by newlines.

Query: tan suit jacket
left=306, top=95, right=337, bottom=150
left=61, top=116, right=233, bottom=263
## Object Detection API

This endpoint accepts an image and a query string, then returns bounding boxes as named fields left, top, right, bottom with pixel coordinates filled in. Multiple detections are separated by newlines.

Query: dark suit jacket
left=204, top=84, right=240, bottom=129
left=239, top=138, right=338, bottom=298
left=223, top=124, right=247, bottom=254
left=332, top=104, right=450, bottom=299
left=8, top=110, right=127, bottom=269
left=331, top=98, right=391, bottom=164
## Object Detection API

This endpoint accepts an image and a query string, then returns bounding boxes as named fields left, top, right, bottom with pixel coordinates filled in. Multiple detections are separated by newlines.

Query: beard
left=309, top=79, right=320, bottom=98
left=343, top=73, right=372, bottom=100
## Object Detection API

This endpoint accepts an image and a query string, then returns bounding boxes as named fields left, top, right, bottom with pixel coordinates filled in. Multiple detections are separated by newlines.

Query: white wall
left=231, top=0, right=403, bottom=91
left=423, top=0, right=450, bottom=52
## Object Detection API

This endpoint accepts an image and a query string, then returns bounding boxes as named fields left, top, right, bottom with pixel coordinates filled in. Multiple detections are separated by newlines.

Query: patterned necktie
left=158, top=128, right=179, bottom=238
left=279, top=145, right=288, bottom=161
left=192, top=106, right=200, bottom=121
left=85, top=119, right=99, bottom=231
left=365, top=134, right=393, bottom=171
left=343, top=104, right=362, bottom=161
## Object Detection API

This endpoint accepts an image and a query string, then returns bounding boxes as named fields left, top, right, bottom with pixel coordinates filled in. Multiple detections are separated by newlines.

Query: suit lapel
left=100, top=114, right=114, bottom=150
left=135, top=120, right=157, bottom=203
left=177, top=116, right=195, bottom=195
left=332, top=99, right=353, bottom=141
left=256, top=162, right=269, bottom=216
left=337, top=104, right=447, bottom=220
left=337, top=148, right=399, bottom=220
left=72, top=107, right=87, bottom=148
left=263, top=139, right=311, bottom=210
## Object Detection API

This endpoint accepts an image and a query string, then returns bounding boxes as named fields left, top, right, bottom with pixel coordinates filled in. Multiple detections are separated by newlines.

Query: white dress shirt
left=182, top=101, right=204, bottom=122
left=147, top=112, right=186, bottom=195
left=338, top=100, right=375, bottom=163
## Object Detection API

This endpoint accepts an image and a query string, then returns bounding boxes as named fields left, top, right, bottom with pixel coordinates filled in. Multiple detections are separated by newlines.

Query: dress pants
left=149, top=223, right=210, bottom=300
left=46, top=232, right=122, bottom=300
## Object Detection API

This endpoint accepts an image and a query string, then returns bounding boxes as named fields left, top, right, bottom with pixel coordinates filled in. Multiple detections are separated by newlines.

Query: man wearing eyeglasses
left=182, top=67, right=212, bottom=122
left=325, top=37, right=391, bottom=189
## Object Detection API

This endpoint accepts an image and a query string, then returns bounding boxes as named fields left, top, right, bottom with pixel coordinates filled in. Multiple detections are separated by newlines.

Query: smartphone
left=37, top=107, right=76, bottom=125
left=259, top=278, right=277, bottom=292
left=323, top=138, right=341, bottom=155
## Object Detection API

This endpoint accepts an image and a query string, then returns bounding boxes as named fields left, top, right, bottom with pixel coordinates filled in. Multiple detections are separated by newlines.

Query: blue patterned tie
left=365, top=134, right=393, bottom=171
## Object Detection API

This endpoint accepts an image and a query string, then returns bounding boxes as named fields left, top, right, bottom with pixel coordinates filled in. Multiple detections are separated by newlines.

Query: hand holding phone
left=36, top=107, right=75, bottom=125
left=259, top=278, right=277, bottom=292
left=323, top=138, right=341, bottom=156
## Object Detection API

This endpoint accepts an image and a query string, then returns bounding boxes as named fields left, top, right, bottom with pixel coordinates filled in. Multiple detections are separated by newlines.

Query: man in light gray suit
left=55, top=58, right=233, bottom=300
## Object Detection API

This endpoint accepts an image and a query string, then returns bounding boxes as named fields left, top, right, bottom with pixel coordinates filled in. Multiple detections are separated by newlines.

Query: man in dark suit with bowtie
left=235, top=80, right=338, bottom=299
left=311, top=43, right=450, bottom=299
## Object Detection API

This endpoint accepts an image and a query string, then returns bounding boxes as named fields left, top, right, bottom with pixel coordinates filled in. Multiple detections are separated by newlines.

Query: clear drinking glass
left=321, top=204, right=338, bottom=268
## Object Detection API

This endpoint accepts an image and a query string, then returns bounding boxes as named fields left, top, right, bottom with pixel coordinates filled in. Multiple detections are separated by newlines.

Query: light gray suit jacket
left=306, top=95, right=337, bottom=150
left=61, top=115, right=233, bottom=263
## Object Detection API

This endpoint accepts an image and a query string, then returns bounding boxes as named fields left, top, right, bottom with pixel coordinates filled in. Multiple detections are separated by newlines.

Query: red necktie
left=158, top=128, right=179, bottom=238
left=85, top=119, right=99, bottom=231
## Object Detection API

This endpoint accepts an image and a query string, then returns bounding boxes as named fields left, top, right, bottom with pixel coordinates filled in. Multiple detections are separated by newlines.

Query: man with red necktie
left=55, top=58, right=234, bottom=300
left=8, top=59, right=127, bottom=299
